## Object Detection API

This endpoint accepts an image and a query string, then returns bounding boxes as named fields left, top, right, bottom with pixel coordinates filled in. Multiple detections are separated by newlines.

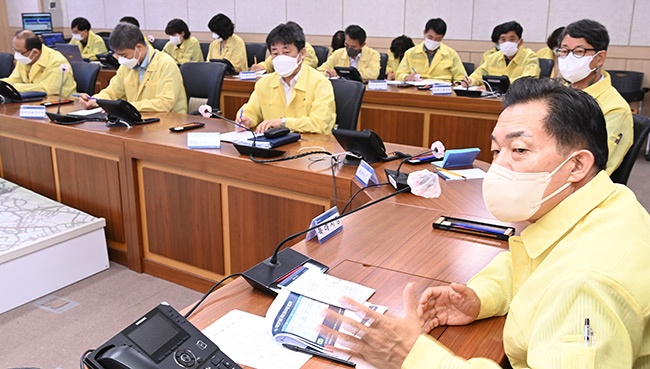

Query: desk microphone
left=47, top=64, right=86, bottom=125
left=198, top=104, right=284, bottom=158
left=57, top=63, right=69, bottom=115
left=242, top=185, right=410, bottom=296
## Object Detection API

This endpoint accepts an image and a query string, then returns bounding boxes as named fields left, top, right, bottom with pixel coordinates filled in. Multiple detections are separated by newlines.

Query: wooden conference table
left=97, top=69, right=503, bottom=162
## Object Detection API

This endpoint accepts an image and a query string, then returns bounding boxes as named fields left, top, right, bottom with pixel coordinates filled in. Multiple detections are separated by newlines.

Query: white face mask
left=558, top=52, right=599, bottom=83
left=118, top=48, right=140, bottom=70
left=424, top=38, right=440, bottom=51
left=212, top=33, right=222, bottom=41
left=500, top=41, right=519, bottom=57
left=14, top=50, right=33, bottom=65
left=71, top=33, right=83, bottom=41
left=272, top=54, right=302, bottom=78
left=482, top=154, right=575, bottom=222
left=169, top=35, right=182, bottom=46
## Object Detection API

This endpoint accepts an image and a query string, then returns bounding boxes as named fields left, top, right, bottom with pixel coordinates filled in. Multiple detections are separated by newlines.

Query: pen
left=71, top=93, right=97, bottom=100
left=435, top=171, right=449, bottom=180
left=282, top=343, right=356, bottom=367
left=584, top=318, right=593, bottom=347
left=437, top=167, right=467, bottom=180
left=254, top=55, right=258, bottom=64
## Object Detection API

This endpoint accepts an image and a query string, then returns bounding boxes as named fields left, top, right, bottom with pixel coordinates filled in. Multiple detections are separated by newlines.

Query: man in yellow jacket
left=237, top=22, right=335, bottom=134
left=79, top=22, right=187, bottom=114
left=323, top=78, right=650, bottom=369
left=396, top=18, right=466, bottom=83
left=251, top=21, right=318, bottom=72
left=318, top=24, right=380, bottom=81
left=556, top=19, right=632, bottom=175
left=69, top=17, right=107, bottom=61
left=465, top=21, right=540, bottom=87
left=2, top=30, right=76, bottom=97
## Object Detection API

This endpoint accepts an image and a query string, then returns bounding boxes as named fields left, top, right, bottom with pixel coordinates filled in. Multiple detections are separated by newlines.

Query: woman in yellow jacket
left=162, top=18, right=204, bottom=64
left=386, top=35, right=415, bottom=80
left=206, top=14, right=247, bottom=73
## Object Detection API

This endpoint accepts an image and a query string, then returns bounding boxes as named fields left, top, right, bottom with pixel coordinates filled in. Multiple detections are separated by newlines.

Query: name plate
left=367, top=80, right=388, bottom=91
left=431, top=83, right=453, bottom=95
left=187, top=132, right=221, bottom=149
left=19, top=105, right=46, bottom=119
left=355, top=159, right=379, bottom=186
left=306, top=207, right=343, bottom=244
left=238, top=71, right=258, bottom=80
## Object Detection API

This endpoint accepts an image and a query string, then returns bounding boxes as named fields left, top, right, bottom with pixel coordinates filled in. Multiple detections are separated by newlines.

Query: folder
left=240, top=132, right=301, bottom=149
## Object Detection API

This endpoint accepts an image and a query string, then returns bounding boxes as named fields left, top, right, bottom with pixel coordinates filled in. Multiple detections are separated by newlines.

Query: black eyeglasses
left=555, top=47, right=597, bottom=58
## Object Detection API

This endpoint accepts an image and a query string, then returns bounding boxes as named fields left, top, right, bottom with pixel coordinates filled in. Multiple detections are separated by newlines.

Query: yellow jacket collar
left=519, top=171, right=616, bottom=259
left=583, top=70, right=612, bottom=99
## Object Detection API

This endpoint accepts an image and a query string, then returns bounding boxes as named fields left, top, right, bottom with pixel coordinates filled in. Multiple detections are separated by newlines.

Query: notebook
left=239, top=132, right=301, bottom=149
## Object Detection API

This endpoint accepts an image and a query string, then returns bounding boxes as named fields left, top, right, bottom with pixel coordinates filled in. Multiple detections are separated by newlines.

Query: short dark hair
left=119, top=16, right=140, bottom=28
left=490, top=24, right=503, bottom=44
left=208, top=14, right=234, bottom=39
left=503, top=77, right=608, bottom=171
left=15, top=30, right=42, bottom=51
left=165, top=18, right=191, bottom=39
left=561, top=19, right=609, bottom=51
left=345, top=25, right=366, bottom=44
left=500, top=21, right=523, bottom=39
left=109, top=22, right=146, bottom=51
left=71, top=17, right=91, bottom=31
left=390, top=35, right=415, bottom=60
left=424, top=18, right=447, bottom=36
left=331, top=30, right=345, bottom=50
left=546, top=26, right=565, bottom=50
left=266, top=22, right=305, bottom=52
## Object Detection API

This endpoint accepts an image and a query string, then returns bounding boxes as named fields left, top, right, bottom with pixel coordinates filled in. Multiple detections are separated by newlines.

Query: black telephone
left=333, top=128, right=388, bottom=164
left=334, top=66, right=364, bottom=82
left=0, top=80, right=46, bottom=103
left=84, top=303, right=242, bottom=369
left=96, top=99, right=160, bottom=126
left=209, top=58, right=236, bottom=75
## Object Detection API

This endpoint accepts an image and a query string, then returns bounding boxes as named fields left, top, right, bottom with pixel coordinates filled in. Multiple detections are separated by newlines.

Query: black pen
left=282, top=343, right=356, bottom=367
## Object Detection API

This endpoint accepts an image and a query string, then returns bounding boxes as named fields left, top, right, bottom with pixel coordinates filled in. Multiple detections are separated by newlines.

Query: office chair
left=245, top=43, right=267, bottom=67
left=538, top=58, right=554, bottom=78
left=378, top=52, right=388, bottom=80
left=180, top=62, right=227, bottom=114
left=96, top=31, right=111, bottom=38
left=0, top=52, right=14, bottom=78
left=312, top=45, right=329, bottom=67
left=610, top=114, right=650, bottom=185
left=608, top=70, right=648, bottom=114
left=462, top=62, right=475, bottom=76
left=151, top=38, right=167, bottom=51
left=101, top=36, right=111, bottom=52
left=199, top=42, right=210, bottom=61
left=331, top=78, right=365, bottom=131
left=70, top=61, right=100, bottom=95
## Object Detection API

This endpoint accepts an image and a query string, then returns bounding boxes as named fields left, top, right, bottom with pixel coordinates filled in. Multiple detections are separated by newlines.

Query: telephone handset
left=0, top=80, right=22, bottom=101
left=95, top=346, right=157, bottom=369
left=0, top=81, right=46, bottom=103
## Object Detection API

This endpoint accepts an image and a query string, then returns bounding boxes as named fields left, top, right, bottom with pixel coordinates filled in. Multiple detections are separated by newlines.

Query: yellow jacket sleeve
left=69, top=31, right=107, bottom=61
left=386, top=52, right=400, bottom=74
left=94, top=46, right=187, bottom=113
left=239, top=66, right=336, bottom=134
left=2, top=45, right=76, bottom=97
left=207, top=34, right=248, bottom=72
left=318, top=46, right=380, bottom=80
left=163, top=36, right=204, bottom=64
left=469, top=48, right=540, bottom=86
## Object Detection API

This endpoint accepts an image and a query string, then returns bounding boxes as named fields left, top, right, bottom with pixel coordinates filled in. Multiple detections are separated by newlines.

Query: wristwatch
left=281, top=117, right=286, bottom=127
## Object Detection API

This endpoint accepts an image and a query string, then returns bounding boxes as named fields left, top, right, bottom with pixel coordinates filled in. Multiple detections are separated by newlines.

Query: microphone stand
left=205, top=110, right=285, bottom=158
left=57, top=66, right=66, bottom=114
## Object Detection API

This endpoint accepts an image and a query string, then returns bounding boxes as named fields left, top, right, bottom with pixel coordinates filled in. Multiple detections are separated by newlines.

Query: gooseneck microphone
left=198, top=104, right=285, bottom=158
left=56, top=63, right=69, bottom=115
left=47, top=64, right=86, bottom=125
left=242, top=185, right=410, bottom=296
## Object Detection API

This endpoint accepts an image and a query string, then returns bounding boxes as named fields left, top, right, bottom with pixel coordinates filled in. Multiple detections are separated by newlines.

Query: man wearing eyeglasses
left=556, top=19, right=632, bottom=174
left=2, top=30, right=76, bottom=96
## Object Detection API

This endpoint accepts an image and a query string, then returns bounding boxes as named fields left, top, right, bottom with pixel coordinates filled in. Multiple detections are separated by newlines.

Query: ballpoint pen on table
left=282, top=343, right=356, bottom=367
left=437, top=167, right=467, bottom=180
left=71, top=93, right=97, bottom=100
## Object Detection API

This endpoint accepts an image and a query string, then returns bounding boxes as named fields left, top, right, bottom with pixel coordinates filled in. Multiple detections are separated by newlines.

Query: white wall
left=5, top=0, right=649, bottom=46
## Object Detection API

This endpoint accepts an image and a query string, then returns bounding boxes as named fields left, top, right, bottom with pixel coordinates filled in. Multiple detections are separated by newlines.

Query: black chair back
left=538, top=58, right=554, bottom=78
left=180, top=62, right=227, bottom=112
left=379, top=53, right=388, bottom=80
left=608, top=70, right=646, bottom=103
left=96, top=31, right=111, bottom=38
left=200, top=42, right=210, bottom=60
left=610, top=114, right=650, bottom=185
left=70, top=61, right=100, bottom=95
left=312, top=45, right=329, bottom=67
left=151, top=38, right=167, bottom=51
left=462, top=61, right=475, bottom=76
left=331, top=78, right=365, bottom=131
left=0, top=52, right=14, bottom=78
left=245, top=43, right=267, bottom=67
left=102, top=36, right=112, bottom=52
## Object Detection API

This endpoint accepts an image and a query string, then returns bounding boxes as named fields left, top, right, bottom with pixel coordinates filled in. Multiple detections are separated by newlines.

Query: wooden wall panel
left=228, top=186, right=326, bottom=272
left=359, top=108, right=425, bottom=147
left=141, top=168, right=225, bottom=275
left=0, top=137, right=56, bottom=200
left=429, top=115, right=496, bottom=163
left=56, top=149, right=125, bottom=243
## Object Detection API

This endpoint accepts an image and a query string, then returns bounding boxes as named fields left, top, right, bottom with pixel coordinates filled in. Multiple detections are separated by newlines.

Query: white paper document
left=219, top=130, right=261, bottom=143
left=278, top=267, right=375, bottom=306
left=68, top=107, right=104, bottom=116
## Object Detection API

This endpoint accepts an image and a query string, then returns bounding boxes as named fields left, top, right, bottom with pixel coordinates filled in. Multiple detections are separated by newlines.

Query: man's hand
left=250, top=63, right=265, bottom=72
left=235, top=115, right=252, bottom=132
left=387, top=71, right=395, bottom=80
left=77, top=93, right=98, bottom=109
left=254, top=118, right=282, bottom=133
left=325, top=69, right=337, bottom=78
left=320, top=283, right=422, bottom=369
left=404, top=72, right=421, bottom=82
left=417, top=283, right=480, bottom=333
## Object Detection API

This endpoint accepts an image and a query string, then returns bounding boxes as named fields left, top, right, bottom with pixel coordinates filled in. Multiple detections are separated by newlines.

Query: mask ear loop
left=529, top=153, right=577, bottom=209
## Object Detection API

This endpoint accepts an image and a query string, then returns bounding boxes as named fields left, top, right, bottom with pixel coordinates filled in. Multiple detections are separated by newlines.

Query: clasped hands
left=321, top=282, right=480, bottom=369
